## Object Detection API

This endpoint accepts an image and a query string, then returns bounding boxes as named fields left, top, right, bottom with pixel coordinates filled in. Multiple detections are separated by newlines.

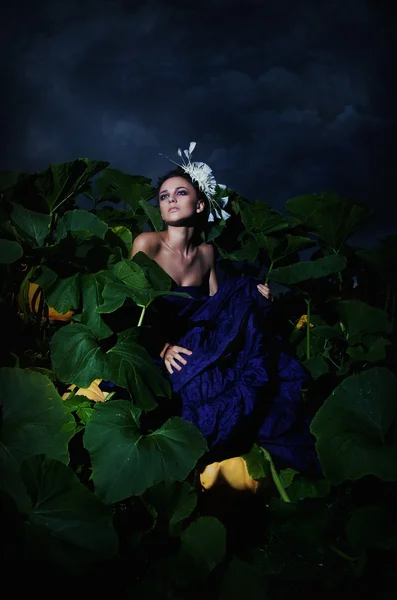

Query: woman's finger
left=174, top=346, right=192, bottom=356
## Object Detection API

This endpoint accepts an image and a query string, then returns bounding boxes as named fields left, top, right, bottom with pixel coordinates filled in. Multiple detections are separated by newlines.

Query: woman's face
left=159, top=176, right=205, bottom=223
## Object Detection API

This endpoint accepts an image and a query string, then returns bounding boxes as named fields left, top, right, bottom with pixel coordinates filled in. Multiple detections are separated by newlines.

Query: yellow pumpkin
left=200, top=457, right=260, bottom=493
left=62, top=379, right=109, bottom=403
left=27, top=281, right=74, bottom=322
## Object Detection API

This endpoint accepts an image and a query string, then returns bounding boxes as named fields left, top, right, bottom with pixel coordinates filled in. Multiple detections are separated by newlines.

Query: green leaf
left=270, top=254, right=346, bottom=284
left=287, top=476, right=331, bottom=501
left=242, top=443, right=268, bottom=480
left=110, top=225, right=133, bottom=257
left=336, top=300, right=392, bottom=344
left=143, top=479, right=197, bottom=536
left=79, top=273, right=113, bottom=339
left=105, top=328, right=169, bottom=411
left=347, top=336, right=391, bottom=363
left=36, top=159, right=109, bottom=212
left=95, top=168, right=154, bottom=212
left=50, top=323, right=107, bottom=387
left=347, top=505, right=397, bottom=554
left=173, top=516, right=226, bottom=586
left=279, top=468, right=299, bottom=489
left=55, top=209, right=108, bottom=242
left=240, top=201, right=291, bottom=234
left=302, top=356, right=330, bottom=380
left=84, top=401, right=208, bottom=503
left=0, top=238, right=23, bottom=263
left=51, top=324, right=168, bottom=411
left=138, top=199, right=162, bottom=231
left=219, top=556, right=267, bottom=600
left=35, top=267, right=80, bottom=314
left=286, top=192, right=372, bottom=250
left=132, top=251, right=172, bottom=291
left=0, top=368, right=75, bottom=509
left=218, top=239, right=260, bottom=263
left=256, top=233, right=314, bottom=263
left=10, top=203, right=52, bottom=247
left=310, top=367, right=397, bottom=484
left=22, top=455, right=118, bottom=571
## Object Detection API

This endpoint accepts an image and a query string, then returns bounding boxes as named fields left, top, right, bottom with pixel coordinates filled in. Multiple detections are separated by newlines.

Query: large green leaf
left=10, top=203, right=51, bottom=247
left=79, top=273, right=113, bottom=339
left=302, top=356, right=330, bottom=380
left=105, top=328, right=169, bottom=410
left=21, top=455, right=118, bottom=571
left=240, top=201, right=292, bottom=234
left=97, top=259, right=190, bottom=313
left=346, top=335, right=391, bottom=363
left=0, top=368, right=75, bottom=508
left=109, top=225, right=133, bottom=257
left=310, top=367, right=397, bottom=484
left=51, top=324, right=170, bottom=411
left=270, top=254, right=346, bottom=284
left=0, top=238, right=23, bottom=263
left=35, top=266, right=80, bottom=314
left=218, top=239, right=260, bottom=263
left=55, top=209, right=108, bottom=242
left=255, top=233, right=315, bottom=264
left=35, top=159, right=109, bottom=212
left=286, top=192, right=372, bottom=250
left=94, top=168, right=155, bottom=212
left=132, top=251, right=172, bottom=291
left=336, top=300, right=392, bottom=344
left=172, top=517, right=226, bottom=586
left=84, top=401, right=208, bottom=503
left=138, top=199, right=162, bottom=231
left=143, top=479, right=197, bottom=536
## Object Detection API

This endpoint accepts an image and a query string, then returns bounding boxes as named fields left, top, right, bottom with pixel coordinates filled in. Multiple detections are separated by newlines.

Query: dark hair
left=156, top=167, right=207, bottom=204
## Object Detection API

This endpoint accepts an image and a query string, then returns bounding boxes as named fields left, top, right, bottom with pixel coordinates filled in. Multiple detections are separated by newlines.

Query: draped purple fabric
left=160, top=273, right=321, bottom=474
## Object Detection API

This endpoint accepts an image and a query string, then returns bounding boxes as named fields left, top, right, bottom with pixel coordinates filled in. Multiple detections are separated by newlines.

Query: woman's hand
left=162, top=344, right=193, bottom=374
left=257, top=283, right=273, bottom=301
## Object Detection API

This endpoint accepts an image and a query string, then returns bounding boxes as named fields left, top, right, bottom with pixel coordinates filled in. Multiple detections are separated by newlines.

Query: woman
left=131, top=143, right=320, bottom=489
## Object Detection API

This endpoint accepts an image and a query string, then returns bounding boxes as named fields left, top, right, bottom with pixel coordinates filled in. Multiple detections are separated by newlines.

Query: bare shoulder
left=131, top=231, right=162, bottom=259
left=199, top=242, right=216, bottom=266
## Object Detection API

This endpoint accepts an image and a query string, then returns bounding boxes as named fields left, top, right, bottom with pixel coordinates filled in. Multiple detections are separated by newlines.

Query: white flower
left=160, top=141, right=231, bottom=223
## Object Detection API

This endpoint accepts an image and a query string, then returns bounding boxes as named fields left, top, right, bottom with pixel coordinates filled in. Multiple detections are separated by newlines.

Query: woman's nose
left=168, top=193, right=177, bottom=202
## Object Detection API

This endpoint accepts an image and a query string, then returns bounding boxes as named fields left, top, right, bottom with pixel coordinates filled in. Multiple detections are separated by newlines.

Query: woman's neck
left=163, top=226, right=200, bottom=257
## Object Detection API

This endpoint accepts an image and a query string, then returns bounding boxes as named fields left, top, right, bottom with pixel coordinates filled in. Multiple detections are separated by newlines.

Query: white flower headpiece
left=160, top=141, right=230, bottom=222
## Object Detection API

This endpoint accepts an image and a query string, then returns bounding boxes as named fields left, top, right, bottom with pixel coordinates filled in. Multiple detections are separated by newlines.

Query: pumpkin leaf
left=0, top=238, right=23, bottom=263
left=0, top=367, right=75, bottom=511
left=84, top=401, right=208, bottom=502
left=35, top=159, right=108, bottom=212
left=138, top=199, right=162, bottom=231
left=21, top=455, right=118, bottom=571
left=336, top=300, right=392, bottom=345
left=55, top=209, right=108, bottom=243
left=51, top=324, right=170, bottom=411
left=10, top=203, right=52, bottom=247
left=269, top=254, right=346, bottom=284
left=143, top=479, right=197, bottom=537
left=94, top=168, right=154, bottom=212
left=286, top=192, right=372, bottom=250
left=310, top=367, right=397, bottom=485
left=79, top=273, right=113, bottom=339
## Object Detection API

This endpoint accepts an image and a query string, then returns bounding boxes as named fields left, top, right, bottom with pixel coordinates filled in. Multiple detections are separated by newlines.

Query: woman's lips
left=168, top=207, right=180, bottom=213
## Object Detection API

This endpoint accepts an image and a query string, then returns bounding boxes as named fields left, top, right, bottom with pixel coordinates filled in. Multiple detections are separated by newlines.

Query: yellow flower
left=62, top=379, right=110, bottom=402
left=296, top=315, right=314, bottom=329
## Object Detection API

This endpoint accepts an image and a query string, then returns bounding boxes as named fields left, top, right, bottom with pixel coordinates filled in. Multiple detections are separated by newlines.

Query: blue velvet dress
left=157, top=271, right=320, bottom=475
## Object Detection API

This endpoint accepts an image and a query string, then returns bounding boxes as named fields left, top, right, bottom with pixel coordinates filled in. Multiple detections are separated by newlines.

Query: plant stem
left=305, top=297, right=311, bottom=360
left=137, top=305, right=146, bottom=327
left=261, top=447, right=291, bottom=503
left=265, top=262, right=274, bottom=285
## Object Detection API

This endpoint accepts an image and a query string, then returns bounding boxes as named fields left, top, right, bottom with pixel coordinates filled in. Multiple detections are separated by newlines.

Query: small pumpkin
left=62, top=379, right=109, bottom=403
left=27, top=281, right=74, bottom=322
left=200, top=457, right=260, bottom=493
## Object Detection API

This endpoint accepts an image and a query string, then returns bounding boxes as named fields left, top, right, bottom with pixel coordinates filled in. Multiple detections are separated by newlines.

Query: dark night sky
left=1, top=0, right=396, bottom=247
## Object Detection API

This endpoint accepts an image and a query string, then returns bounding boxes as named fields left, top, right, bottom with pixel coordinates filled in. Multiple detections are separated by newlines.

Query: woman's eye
left=160, top=194, right=168, bottom=201
left=177, top=190, right=187, bottom=195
